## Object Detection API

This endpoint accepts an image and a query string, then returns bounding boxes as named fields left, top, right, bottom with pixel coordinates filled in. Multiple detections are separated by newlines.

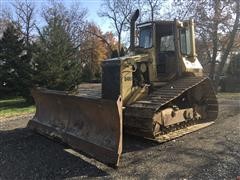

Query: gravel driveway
left=0, top=95, right=239, bottom=179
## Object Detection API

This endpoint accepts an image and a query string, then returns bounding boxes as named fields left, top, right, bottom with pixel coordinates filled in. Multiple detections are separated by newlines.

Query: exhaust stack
left=130, top=9, right=139, bottom=51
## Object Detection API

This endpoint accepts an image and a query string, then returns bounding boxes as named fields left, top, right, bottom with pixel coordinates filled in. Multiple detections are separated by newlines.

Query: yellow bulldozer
left=28, top=10, right=218, bottom=167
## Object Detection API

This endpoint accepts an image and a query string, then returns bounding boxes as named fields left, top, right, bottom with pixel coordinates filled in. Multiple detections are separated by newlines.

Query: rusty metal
left=28, top=88, right=122, bottom=167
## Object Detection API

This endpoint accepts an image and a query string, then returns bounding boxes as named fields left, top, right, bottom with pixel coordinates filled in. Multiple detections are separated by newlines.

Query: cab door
left=156, top=21, right=180, bottom=81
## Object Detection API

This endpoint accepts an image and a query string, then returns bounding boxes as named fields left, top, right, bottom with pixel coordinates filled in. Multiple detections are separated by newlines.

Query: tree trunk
left=118, top=33, right=121, bottom=57
left=151, top=6, right=154, bottom=21
left=209, top=0, right=220, bottom=81
left=215, top=0, right=240, bottom=87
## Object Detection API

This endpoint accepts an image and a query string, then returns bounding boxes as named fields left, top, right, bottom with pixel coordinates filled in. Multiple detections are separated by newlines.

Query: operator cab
left=136, top=20, right=194, bottom=81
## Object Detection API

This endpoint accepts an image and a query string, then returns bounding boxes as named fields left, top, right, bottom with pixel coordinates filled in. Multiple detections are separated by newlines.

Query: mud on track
left=0, top=95, right=239, bottom=179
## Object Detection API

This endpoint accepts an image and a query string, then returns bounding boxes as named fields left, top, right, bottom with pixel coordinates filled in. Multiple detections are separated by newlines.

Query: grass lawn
left=0, top=97, right=35, bottom=119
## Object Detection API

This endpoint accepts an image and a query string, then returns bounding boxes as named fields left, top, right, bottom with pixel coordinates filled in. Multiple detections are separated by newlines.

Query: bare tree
left=0, top=6, right=13, bottom=21
left=206, top=0, right=221, bottom=80
left=164, top=0, right=196, bottom=20
left=147, top=0, right=161, bottom=21
left=168, top=0, right=240, bottom=84
left=99, top=0, right=136, bottom=56
left=215, top=0, right=240, bottom=84
left=12, top=0, right=36, bottom=48
left=137, top=0, right=164, bottom=21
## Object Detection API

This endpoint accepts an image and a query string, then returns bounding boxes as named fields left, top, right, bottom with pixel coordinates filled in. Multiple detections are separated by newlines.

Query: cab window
left=160, top=35, right=175, bottom=51
left=180, top=28, right=192, bottom=55
left=139, top=27, right=152, bottom=48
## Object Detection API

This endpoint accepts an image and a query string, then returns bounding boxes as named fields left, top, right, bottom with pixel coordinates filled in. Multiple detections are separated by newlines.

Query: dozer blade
left=28, top=88, right=122, bottom=167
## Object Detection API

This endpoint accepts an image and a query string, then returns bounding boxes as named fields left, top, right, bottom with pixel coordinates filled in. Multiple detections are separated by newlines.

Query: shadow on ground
left=123, top=134, right=159, bottom=153
left=0, top=128, right=108, bottom=179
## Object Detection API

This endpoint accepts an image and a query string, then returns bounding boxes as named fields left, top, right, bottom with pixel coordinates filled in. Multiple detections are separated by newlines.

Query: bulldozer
left=28, top=10, right=218, bottom=167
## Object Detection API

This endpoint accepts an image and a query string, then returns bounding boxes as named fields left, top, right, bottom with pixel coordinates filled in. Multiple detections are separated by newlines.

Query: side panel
left=28, top=88, right=122, bottom=166
left=102, top=60, right=121, bottom=100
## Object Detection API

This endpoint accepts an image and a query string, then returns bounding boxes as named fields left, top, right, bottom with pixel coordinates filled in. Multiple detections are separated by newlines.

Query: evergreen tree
left=0, top=23, right=32, bottom=100
left=33, top=16, right=81, bottom=91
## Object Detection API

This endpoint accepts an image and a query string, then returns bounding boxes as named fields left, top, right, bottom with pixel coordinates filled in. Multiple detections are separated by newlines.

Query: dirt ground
left=0, top=94, right=239, bottom=179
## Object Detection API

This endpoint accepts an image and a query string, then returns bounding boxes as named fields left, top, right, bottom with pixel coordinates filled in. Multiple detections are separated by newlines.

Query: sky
left=0, top=0, right=112, bottom=32
left=75, top=0, right=112, bottom=32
